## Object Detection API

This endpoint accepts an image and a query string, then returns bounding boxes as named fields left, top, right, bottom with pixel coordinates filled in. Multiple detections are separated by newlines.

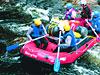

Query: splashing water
left=74, top=65, right=99, bottom=75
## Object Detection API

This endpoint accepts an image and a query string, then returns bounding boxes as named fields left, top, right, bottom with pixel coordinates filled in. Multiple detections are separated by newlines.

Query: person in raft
left=64, top=3, right=77, bottom=20
left=79, top=0, right=92, bottom=19
left=75, top=0, right=92, bottom=27
left=26, top=18, right=48, bottom=50
left=54, top=24, right=76, bottom=52
left=88, top=11, right=100, bottom=36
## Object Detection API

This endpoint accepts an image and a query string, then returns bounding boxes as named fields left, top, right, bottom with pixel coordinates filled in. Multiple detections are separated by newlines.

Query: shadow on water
left=20, top=55, right=54, bottom=75
left=0, top=55, right=54, bottom=75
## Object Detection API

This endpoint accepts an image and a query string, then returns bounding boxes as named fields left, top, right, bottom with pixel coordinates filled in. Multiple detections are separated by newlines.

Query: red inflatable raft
left=20, top=34, right=100, bottom=65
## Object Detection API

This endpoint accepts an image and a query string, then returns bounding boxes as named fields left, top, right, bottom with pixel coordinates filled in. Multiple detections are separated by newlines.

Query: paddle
left=53, top=30, right=61, bottom=72
left=6, top=34, right=48, bottom=52
left=85, top=19, right=100, bottom=38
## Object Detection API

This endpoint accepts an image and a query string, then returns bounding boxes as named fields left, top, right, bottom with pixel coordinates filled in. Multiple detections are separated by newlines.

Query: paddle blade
left=6, top=43, right=19, bottom=52
left=53, top=58, right=60, bottom=72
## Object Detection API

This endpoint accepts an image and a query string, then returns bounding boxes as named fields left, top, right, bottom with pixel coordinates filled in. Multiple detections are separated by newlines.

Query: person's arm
left=59, top=36, right=72, bottom=47
left=65, top=36, right=72, bottom=46
left=41, top=24, right=47, bottom=35
left=71, top=11, right=77, bottom=19
left=26, top=27, right=33, bottom=40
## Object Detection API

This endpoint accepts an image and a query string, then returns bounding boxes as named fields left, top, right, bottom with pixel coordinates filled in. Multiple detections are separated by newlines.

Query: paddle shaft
left=57, top=31, right=62, bottom=58
left=76, top=36, right=88, bottom=45
left=42, top=24, right=48, bottom=34
left=19, top=35, right=48, bottom=46
left=53, top=30, right=61, bottom=72
left=85, top=19, right=99, bottom=38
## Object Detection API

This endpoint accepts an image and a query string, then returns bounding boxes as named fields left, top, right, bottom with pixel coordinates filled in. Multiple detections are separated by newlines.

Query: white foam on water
left=18, top=26, right=30, bottom=31
left=88, top=49, right=100, bottom=59
left=74, top=65, right=99, bottom=75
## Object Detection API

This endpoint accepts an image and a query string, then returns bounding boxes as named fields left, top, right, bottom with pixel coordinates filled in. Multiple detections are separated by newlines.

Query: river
left=0, top=2, right=100, bottom=75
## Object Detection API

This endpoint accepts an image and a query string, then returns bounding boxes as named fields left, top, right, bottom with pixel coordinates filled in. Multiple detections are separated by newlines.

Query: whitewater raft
left=20, top=34, right=100, bottom=65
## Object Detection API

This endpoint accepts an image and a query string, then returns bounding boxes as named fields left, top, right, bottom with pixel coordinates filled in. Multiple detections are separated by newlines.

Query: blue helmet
left=92, top=11, right=100, bottom=17
left=65, top=3, right=73, bottom=9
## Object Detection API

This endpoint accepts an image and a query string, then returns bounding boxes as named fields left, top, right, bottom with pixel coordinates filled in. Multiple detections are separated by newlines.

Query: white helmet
left=79, top=0, right=87, bottom=5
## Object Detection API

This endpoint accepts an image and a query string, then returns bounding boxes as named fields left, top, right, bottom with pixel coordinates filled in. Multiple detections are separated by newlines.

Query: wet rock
left=0, top=25, right=16, bottom=39
left=80, top=43, right=100, bottom=67
left=0, top=42, right=6, bottom=56
left=0, top=5, right=32, bottom=23
left=97, top=0, right=100, bottom=5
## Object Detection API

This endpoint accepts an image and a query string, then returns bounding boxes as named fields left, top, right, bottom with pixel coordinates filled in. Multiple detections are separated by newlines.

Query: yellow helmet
left=63, top=24, right=70, bottom=31
left=73, top=31, right=81, bottom=38
left=33, top=19, right=42, bottom=26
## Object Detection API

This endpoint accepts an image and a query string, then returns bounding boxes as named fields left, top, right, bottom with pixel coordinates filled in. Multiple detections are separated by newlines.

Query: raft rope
left=75, top=37, right=97, bottom=53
